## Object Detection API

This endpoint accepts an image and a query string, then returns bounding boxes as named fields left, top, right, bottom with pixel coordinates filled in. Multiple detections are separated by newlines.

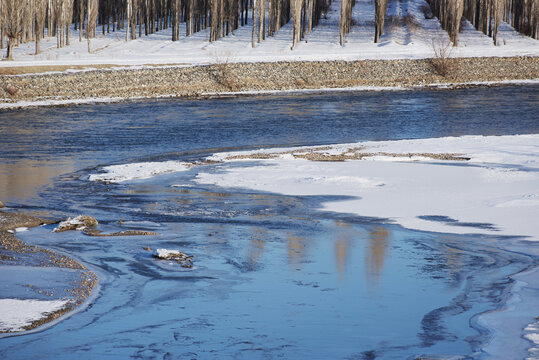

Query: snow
left=1, top=0, right=537, bottom=68
left=0, top=97, right=127, bottom=110
left=195, top=135, right=539, bottom=240
left=0, top=299, right=69, bottom=332
left=14, top=227, right=28, bottom=232
left=525, top=318, right=539, bottom=359
left=88, top=161, right=192, bottom=183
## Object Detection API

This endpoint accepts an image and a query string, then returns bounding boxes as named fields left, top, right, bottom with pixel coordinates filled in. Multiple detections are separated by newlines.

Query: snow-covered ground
left=1, top=0, right=537, bottom=68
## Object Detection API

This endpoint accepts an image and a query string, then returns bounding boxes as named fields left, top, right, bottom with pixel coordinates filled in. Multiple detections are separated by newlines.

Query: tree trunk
left=127, top=0, right=131, bottom=41
left=7, top=38, right=15, bottom=60
left=252, top=0, right=257, bottom=47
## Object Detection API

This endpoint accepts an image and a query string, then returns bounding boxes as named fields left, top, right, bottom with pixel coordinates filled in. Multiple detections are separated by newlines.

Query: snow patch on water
left=89, top=161, right=191, bottom=183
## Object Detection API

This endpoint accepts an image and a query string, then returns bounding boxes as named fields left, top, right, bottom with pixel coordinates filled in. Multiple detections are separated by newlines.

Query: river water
left=0, top=86, right=538, bottom=359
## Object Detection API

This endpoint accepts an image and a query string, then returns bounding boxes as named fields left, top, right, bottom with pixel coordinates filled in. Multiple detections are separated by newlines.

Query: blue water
left=0, top=85, right=538, bottom=359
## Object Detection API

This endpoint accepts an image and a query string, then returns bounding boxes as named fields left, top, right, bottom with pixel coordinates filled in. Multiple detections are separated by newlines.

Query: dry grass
left=212, top=63, right=239, bottom=91
left=0, top=64, right=120, bottom=75
left=83, top=229, right=159, bottom=236
left=208, top=51, right=240, bottom=91
left=225, top=146, right=469, bottom=162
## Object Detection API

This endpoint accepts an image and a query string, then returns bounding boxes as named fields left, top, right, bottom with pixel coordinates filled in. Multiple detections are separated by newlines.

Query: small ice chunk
left=155, top=249, right=193, bottom=268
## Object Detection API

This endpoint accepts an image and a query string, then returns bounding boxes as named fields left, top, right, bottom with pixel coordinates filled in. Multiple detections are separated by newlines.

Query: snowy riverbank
left=1, top=0, right=538, bottom=109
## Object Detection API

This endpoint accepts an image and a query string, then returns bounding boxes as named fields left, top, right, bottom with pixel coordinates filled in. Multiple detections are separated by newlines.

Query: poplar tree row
left=428, top=0, right=537, bottom=45
left=1, top=0, right=537, bottom=60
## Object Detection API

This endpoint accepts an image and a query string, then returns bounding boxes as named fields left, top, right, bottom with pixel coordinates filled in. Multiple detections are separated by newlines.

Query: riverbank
left=0, top=210, right=97, bottom=334
left=1, top=56, right=538, bottom=109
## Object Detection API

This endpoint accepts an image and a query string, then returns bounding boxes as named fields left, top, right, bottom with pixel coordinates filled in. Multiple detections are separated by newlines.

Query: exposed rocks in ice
left=154, top=249, right=193, bottom=268
left=84, top=229, right=159, bottom=237
left=53, top=215, right=98, bottom=233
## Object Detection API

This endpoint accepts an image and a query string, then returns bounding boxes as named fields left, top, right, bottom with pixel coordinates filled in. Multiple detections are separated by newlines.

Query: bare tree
left=374, top=0, right=388, bottom=43
left=291, top=0, right=303, bottom=49
left=259, top=0, right=266, bottom=42
left=252, top=0, right=257, bottom=47
left=3, top=0, right=24, bottom=60
left=171, top=0, right=180, bottom=41
left=21, top=0, right=33, bottom=44
left=126, top=0, right=132, bottom=41
left=428, top=0, right=463, bottom=45
left=78, top=0, right=85, bottom=41
left=87, top=0, right=98, bottom=52
left=210, top=0, right=219, bottom=41
left=63, top=0, right=75, bottom=46
left=340, top=0, right=352, bottom=45
left=0, top=0, right=5, bottom=49
left=465, top=0, right=537, bottom=43
left=34, top=0, right=47, bottom=54
left=491, top=0, right=503, bottom=44
left=130, top=0, right=137, bottom=39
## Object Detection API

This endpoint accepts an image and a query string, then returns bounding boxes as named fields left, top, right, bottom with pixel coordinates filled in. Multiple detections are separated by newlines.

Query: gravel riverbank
left=1, top=56, right=538, bottom=107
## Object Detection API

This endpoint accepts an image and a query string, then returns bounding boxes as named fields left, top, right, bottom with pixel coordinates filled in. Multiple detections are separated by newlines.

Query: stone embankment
left=1, top=56, right=538, bottom=106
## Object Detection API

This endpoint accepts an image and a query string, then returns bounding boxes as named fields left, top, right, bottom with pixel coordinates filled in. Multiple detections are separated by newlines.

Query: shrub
left=430, top=37, right=460, bottom=78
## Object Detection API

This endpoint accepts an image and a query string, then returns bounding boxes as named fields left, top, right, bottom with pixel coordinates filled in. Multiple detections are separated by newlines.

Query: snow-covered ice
left=195, top=135, right=539, bottom=240
left=0, top=299, right=69, bottom=332
left=87, top=135, right=539, bottom=240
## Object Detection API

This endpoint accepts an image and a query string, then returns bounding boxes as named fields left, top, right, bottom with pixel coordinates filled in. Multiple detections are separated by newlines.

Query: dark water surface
left=0, top=86, right=538, bottom=359
left=1, top=85, right=538, bottom=204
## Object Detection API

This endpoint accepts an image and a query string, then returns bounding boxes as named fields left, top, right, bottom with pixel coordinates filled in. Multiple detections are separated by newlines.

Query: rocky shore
left=1, top=56, right=538, bottom=107
left=0, top=210, right=97, bottom=333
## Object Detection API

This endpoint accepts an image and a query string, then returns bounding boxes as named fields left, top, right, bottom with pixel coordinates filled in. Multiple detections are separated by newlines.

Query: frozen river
left=0, top=85, right=538, bottom=359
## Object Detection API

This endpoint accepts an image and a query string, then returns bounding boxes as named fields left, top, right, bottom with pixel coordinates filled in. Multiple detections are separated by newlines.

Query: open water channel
left=0, top=85, right=538, bottom=359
